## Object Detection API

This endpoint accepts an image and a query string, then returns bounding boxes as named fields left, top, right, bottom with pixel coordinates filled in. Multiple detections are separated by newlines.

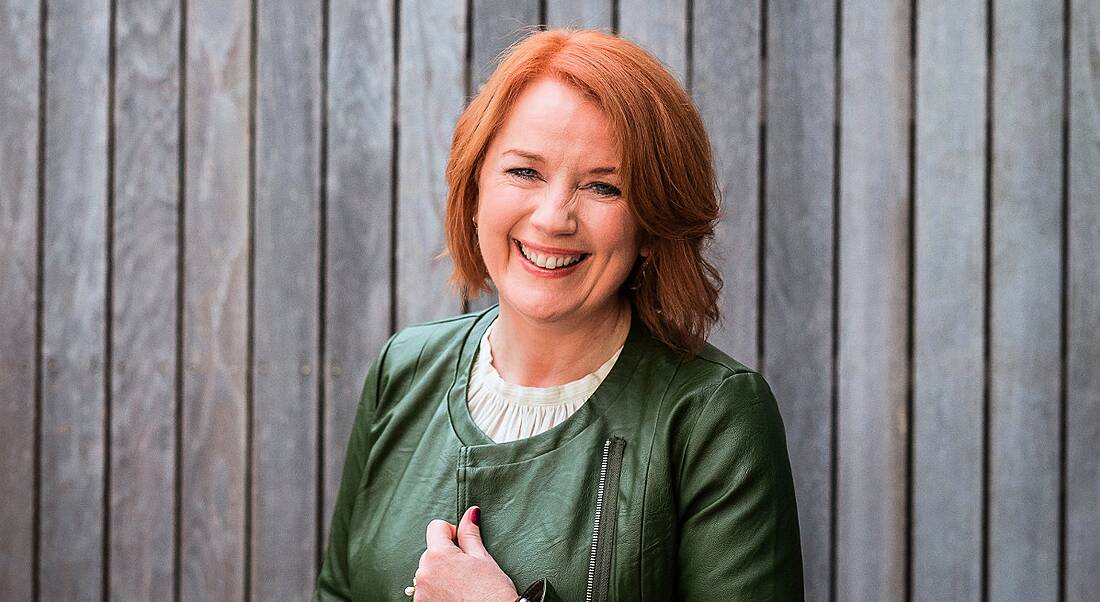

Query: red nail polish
left=471, top=506, right=480, bottom=525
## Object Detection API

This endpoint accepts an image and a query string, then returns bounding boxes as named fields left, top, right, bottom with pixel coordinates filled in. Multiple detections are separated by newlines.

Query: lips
left=514, top=239, right=589, bottom=270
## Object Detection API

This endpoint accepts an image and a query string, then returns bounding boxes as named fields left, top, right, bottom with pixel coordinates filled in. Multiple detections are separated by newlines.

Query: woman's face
left=475, top=76, right=647, bottom=328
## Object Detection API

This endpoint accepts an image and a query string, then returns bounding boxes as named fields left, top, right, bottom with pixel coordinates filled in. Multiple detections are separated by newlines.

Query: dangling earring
left=629, top=256, right=651, bottom=291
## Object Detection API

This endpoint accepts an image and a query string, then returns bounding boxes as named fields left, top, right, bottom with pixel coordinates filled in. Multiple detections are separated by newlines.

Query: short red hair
left=444, top=28, right=721, bottom=355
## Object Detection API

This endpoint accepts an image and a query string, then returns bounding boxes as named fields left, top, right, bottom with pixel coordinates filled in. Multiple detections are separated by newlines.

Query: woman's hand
left=414, top=506, right=520, bottom=602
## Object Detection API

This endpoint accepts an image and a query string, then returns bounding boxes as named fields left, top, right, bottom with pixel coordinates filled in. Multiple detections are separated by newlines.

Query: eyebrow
left=502, top=148, right=618, bottom=175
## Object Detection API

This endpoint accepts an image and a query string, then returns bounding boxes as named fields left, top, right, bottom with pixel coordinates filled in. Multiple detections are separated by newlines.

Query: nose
left=529, top=181, right=577, bottom=235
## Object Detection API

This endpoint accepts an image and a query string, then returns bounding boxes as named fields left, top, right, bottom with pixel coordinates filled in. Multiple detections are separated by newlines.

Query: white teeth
left=518, top=241, right=583, bottom=270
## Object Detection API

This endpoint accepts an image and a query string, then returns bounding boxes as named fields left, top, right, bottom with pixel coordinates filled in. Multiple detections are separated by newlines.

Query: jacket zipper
left=585, top=437, right=626, bottom=602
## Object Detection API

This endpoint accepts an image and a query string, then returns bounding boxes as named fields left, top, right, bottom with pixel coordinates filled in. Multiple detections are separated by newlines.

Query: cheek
left=590, top=207, right=642, bottom=257
left=476, top=180, right=527, bottom=224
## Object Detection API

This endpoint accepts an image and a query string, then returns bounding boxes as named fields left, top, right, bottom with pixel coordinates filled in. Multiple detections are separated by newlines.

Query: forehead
left=489, top=77, right=618, bottom=160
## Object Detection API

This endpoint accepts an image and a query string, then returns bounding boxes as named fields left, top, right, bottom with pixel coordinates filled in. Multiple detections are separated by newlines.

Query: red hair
left=444, top=28, right=721, bottom=355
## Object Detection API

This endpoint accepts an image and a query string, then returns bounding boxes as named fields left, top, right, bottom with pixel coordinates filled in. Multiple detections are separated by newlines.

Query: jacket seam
left=677, top=372, right=764, bottom=495
left=357, top=331, right=400, bottom=490
left=688, top=352, right=758, bottom=376
left=638, top=360, right=683, bottom=601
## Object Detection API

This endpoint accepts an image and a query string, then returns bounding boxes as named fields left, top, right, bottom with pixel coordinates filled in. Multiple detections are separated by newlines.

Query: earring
left=629, top=256, right=651, bottom=291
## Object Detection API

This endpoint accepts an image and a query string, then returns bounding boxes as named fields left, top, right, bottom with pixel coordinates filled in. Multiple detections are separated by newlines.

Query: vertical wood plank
left=989, top=0, right=1063, bottom=599
left=396, top=0, right=467, bottom=327
left=836, top=0, right=911, bottom=599
left=323, top=0, right=394, bottom=546
left=109, top=0, right=179, bottom=599
left=617, top=0, right=687, bottom=83
left=252, top=0, right=322, bottom=598
left=181, top=0, right=251, bottom=598
left=0, top=1, right=40, bottom=599
left=911, top=1, right=986, bottom=600
left=1066, top=0, right=1100, bottom=598
left=763, top=1, right=836, bottom=598
left=39, top=0, right=110, bottom=599
left=471, top=0, right=538, bottom=90
left=545, top=0, right=611, bottom=29
left=692, top=0, right=760, bottom=368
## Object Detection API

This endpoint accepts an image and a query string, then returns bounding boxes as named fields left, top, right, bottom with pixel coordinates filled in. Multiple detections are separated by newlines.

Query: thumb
left=456, top=505, right=488, bottom=558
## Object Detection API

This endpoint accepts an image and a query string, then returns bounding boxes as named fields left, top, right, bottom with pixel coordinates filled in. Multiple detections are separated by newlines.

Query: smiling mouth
left=514, top=239, right=589, bottom=270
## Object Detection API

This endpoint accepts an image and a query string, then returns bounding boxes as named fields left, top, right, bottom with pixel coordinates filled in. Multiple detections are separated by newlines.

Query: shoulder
left=641, top=335, right=774, bottom=420
left=632, top=334, right=786, bottom=467
left=367, top=309, right=486, bottom=397
left=386, top=310, right=483, bottom=359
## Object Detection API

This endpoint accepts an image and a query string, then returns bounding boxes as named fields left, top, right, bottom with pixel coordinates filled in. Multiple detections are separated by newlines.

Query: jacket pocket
left=585, top=436, right=626, bottom=602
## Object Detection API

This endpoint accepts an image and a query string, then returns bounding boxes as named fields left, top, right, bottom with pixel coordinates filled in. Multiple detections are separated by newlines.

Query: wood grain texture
left=836, top=0, right=911, bottom=599
left=616, top=0, right=687, bottom=83
left=989, top=0, right=1063, bottom=599
left=545, top=0, right=611, bottom=29
left=692, top=0, right=760, bottom=368
left=323, top=0, right=394, bottom=546
left=1066, top=0, right=1100, bottom=598
left=252, top=0, right=322, bottom=598
left=471, top=0, right=538, bottom=90
left=911, top=1, right=986, bottom=600
left=181, top=0, right=251, bottom=599
left=0, top=1, right=39, bottom=599
left=396, top=0, right=466, bottom=327
left=109, top=0, right=179, bottom=599
left=763, top=1, right=835, bottom=598
left=39, top=0, right=110, bottom=599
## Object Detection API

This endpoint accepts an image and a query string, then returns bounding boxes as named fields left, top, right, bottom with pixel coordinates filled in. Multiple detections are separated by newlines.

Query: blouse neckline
left=446, top=305, right=653, bottom=460
left=472, top=317, right=624, bottom=407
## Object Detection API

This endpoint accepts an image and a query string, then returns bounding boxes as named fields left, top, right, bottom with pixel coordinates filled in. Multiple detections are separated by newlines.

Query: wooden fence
left=1, top=0, right=1097, bottom=600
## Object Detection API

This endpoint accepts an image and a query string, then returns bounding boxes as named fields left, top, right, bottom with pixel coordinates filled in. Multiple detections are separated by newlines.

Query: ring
left=404, top=576, right=416, bottom=597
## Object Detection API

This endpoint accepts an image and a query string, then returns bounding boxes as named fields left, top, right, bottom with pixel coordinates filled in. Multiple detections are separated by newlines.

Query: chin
left=501, top=292, right=579, bottom=324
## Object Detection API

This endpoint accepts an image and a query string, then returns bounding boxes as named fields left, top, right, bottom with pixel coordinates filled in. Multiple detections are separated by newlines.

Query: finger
left=456, top=506, right=488, bottom=559
left=425, top=519, right=458, bottom=550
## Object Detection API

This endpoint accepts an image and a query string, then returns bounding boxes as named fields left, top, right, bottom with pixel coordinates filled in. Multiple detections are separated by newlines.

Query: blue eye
left=589, top=182, right=622, bottom=198
left=507, top=167, right=539, bottom=180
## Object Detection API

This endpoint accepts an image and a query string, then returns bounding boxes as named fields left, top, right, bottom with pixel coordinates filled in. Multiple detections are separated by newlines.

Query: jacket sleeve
left=676, top=371, right=804, bottom=600
left=313, top=336, right=393, bottom=600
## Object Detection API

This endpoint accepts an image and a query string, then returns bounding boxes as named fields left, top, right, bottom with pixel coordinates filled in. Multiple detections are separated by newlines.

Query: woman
left=315, top=29, right=803, bottom=601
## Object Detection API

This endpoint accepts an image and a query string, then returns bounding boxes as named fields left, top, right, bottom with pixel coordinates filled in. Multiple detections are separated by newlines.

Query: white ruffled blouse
left=466, top=318, right=624, bottom=443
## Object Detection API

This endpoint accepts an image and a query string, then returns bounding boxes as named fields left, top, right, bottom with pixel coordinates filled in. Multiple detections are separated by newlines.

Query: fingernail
left=471, top=506, right=480, bottom=525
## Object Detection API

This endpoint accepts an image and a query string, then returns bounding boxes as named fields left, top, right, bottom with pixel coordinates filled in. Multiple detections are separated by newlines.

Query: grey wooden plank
left=545, top=0, right=611, bottom=29
left=0, top=1, right=40, bottom=599
left=762, top=1, right=836, bottom=599
left=181, top=0, right=251, bottom=599
left=39, top=0, right=110, bottom=599
left=1066, top=1, right=1100, bottom=599
left=911, top=1, right=986, bottom=600
left=471, top=0, right=538, bottom=90
left=836, top=0, right=911, bottom=599
left=692, top=0, right=760, bottom=367
left=323, top=0, right=394, bottom=547
left=465, top=0, right=539, bottom=314
left=396, top=0, right=467, bottom=327
left=989, top=0, right=1064, bottom=599
left=617, top=0, right=687, bottom=84
left=108, top=0, right=179, bottom=599
left=252, top=0, right=322, bottom=598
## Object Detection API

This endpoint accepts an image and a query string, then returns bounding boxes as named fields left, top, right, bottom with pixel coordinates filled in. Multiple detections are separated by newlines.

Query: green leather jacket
left=314, top=306, right=803, bottom=601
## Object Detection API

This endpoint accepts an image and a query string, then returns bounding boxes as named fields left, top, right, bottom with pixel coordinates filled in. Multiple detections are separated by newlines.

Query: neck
left=489, top=300, right=631, bottom=387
